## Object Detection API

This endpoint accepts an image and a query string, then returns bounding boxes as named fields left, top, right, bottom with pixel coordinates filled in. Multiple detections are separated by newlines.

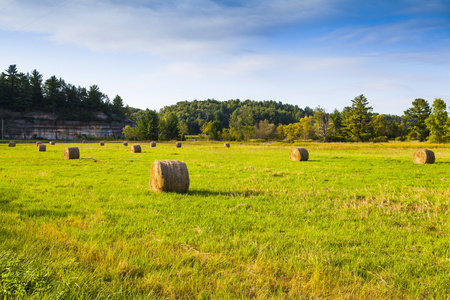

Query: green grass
left=1, top=141, right=449, bottom=299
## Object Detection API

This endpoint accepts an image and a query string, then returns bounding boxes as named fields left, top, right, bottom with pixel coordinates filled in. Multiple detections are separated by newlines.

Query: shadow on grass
left=18, top=209, right=82, bottom=219
left=188, top=189, right=264, bottom=197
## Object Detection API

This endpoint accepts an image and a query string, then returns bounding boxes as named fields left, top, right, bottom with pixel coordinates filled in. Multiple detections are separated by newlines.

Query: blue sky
left=0, top=0, right=449, bottom=115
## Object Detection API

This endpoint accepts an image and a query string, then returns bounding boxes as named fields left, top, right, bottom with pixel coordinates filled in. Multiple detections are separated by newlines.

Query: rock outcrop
left=2, top=112, right=135, bottom=139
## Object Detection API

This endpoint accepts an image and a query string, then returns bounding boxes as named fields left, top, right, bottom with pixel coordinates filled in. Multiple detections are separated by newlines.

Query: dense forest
left=1, top=65, right=449, bottom=142
left=0, top=65, right=126, bottom=122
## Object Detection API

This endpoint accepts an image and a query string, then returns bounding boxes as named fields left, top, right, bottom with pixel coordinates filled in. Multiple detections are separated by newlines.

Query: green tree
left=371, top=114, right=389, bottom=139
left=29, top=69, right=44, bottom=110
left=425, top=98, right=448, bottom=143
left=159, top=113, right=179, bottom=140
left=403, top=98, right=431, bottom=141
left=299, top=116, right=314, bottom=141
left=201, top=120, right=222, bottom=140
left=178, top=122, right=189, bottom=140
left=4, top=65, right=19, bottom=110
left=135, top=110, right=159, bottom=140
left=44, top=76, right=65, bottom=113
left=122, top=125, right=138, bottom=140
left=112, top=95, right=125, bottom=120
left=345, top=94, right=373, bottom=142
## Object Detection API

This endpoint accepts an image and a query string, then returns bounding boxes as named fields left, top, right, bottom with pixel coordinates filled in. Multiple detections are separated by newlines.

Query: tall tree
left=29, top=69, right=44, bottom=110
left=329, top=109, right=343, bottom=139
left=4, top=65, right=19, bottom=110
left=345, top=94, right=373, bottom=142
left=159, top=113, right=179, bottom=140
left=112, top=95, right=125, bottom=120
left=425, top=98, right=448, bottom=143
left=403, top=98, right=431, bottom=141
left=44, top=76, right=64, bottom=112
left=135, top=110, right=159, bottom=140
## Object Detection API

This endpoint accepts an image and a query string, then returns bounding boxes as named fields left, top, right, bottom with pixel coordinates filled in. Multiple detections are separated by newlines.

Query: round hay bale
left=413, top=149, right=435, bottom=164
left=289, top=147, right=309, bottom=161
left=64, top=147, right=80, bottom=159
left=8, top=141, right=15, bottom=147
left=123, top=141, right=128, bottom=146
left=36, top=141, right=42, bottom=146
left=49, top=141, right=55, bottom=145
left=82, top=140, right=87, bottom=144
left=150, top=160, right=189, bottom=193
left=176, top=142, right=182, bottom=148
left=100, top=141, right=105, bottom=146
left=130, top=144, right=141, bottom=153
left=150, top=141, right=156, bottom=147
left=38, top=144, right=46, bottom=152
left=224, top=143, right=230, bottom=148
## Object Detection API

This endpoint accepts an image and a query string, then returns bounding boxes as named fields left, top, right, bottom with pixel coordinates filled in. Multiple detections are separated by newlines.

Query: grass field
left=1, top=141, right=449, bottom=299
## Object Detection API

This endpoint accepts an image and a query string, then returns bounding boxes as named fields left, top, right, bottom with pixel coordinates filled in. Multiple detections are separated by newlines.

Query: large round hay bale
left=150, top=141, right=156, bottom=147
left=224, top=143, right=230, bottom=148
left=36, top=141, right=42, bottom=147
left=123, top=141, right=128, bottom=146
left=49, top=141, right=55, bottom=145
left=100, top=141, right=105, bottom=146
left=289, top=147, right=309, bottom=161
left=176, top=142, right=182, bottom=148
left=413, top=149, right=435, bottom=164
left=8, top=141, right=15, bottom=147
left=150, top=160, right=189, bottom=193
left=64, top=147, right=80, bottom=159
left=38, top=144, right=46, bottom=152
left=130, top=144, right=141, bottom=153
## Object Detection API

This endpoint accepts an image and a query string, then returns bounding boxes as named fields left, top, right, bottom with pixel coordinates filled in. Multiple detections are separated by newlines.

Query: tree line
left=127, top=95, right=449, bottom=143
left=2, top=65, right=449, bottom=143
left=0, top=65, right=126, bottom=122
left=123, top=99, right=314, bottom=141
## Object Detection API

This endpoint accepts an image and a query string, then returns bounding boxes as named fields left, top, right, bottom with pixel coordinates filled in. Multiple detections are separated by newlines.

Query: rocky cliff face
left=2, top=112, right=135, bottom=139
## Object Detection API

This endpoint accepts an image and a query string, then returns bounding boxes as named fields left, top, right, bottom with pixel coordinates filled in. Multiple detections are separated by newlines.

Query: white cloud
left=0, top=0, right=340, bottom=56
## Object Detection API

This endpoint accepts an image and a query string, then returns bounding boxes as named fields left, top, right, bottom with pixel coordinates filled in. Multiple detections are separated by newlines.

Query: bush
left=371, top=136, right=388, bottom=143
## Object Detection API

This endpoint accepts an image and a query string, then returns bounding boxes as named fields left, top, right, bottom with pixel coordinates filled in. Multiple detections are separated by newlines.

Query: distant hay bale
left=130, top=144, right=141, bottom=153
left=38, top=144, right=46, bottom=152
left=100, top=141, right=105, bottom=146
left=289, top=147, right=309, bottom=161
left=176, top=142, right=182, bottom=148
left=150, top=160, right=189, bottom=193
left=123, top=141, right=128, bottom=146
left=150, top=141, right=156, bottom=147
left=82, top=140, right=87, bottom=144
left=49, top=141, right=55, bottom=145
left=36, top=141, right=42, bottom=146
left=413, top=149, right=435, bottom=164
left=224, top=143, right=230, bottom=148
left=8, top=141, right=15, bottom=147
left=64, top=147, right=80, bottom=159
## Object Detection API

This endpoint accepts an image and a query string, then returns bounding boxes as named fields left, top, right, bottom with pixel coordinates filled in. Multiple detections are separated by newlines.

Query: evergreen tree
left=29, top=69, right=44, bottom=110
left=345, top=94, right=373, bottom=142
left=403, top=98, right=431, bottom=141
left=135, top=110, right=159, bottom=140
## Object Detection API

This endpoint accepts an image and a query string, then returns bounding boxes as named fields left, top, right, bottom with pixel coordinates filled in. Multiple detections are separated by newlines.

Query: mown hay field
left=0, top=141, right=449, bottom=299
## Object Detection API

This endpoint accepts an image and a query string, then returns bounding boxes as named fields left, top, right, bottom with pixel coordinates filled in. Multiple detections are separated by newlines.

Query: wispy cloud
left=0, top=0, right=342, bottom=56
